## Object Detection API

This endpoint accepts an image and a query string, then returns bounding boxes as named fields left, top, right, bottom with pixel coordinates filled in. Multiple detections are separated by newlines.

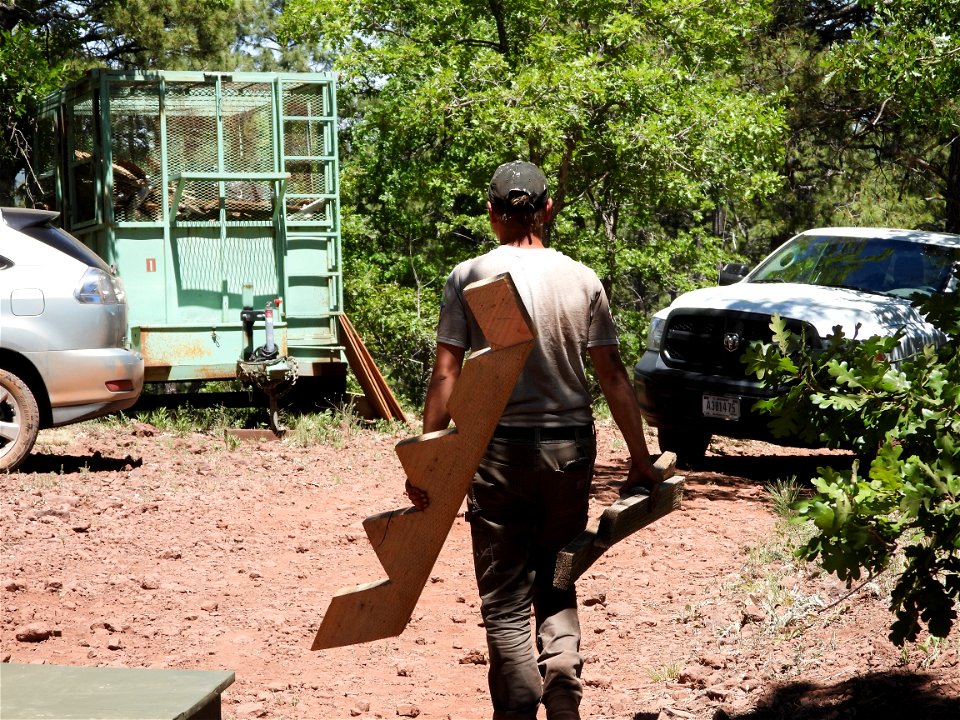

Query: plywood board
left=312, top=273, right=534, bottom=649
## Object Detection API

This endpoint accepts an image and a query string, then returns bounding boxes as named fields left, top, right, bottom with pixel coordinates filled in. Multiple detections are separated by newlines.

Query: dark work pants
left=467, top=431, right=596, bottom=720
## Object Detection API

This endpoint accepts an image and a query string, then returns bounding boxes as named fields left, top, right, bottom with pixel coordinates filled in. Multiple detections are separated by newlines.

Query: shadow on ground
left=694, top=450, right=856, bottom=485
left=17, top=451, right=143, bottom=474
left=720, top=670, right=959, bottom=720
left=623, top=671, right=958, bottom=720
left=590, top=448, right=857, bottom=506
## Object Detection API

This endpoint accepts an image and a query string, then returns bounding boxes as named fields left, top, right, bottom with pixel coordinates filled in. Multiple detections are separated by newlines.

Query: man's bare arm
left=422, top=342, right=466, bottom=433
left=588, top=344, right=663, bottom=495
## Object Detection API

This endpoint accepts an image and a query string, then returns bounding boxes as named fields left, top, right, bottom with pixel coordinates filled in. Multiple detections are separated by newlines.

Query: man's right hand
left=405, top=479, right=430, bottom=511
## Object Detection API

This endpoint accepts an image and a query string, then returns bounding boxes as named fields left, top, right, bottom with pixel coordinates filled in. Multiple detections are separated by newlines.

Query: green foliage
left=122, top=400, right=389, bottom=446
left=131, top=404, right=260, bottom=434
left=765, top=477, right=804, bottom=521
left=825, top=0, right=960, bottom=233
left=0, top=24, right=76, bottom=201
left=1, top=1, right=320, bottom=204
left=0, top=26, right=72, bottom=122
left=829, top=0, right=960, bottom=132
left=281, top=0, right=786, bottom=356
left=742, top=289, right=960, bottom=645
left=739, top=0, right=960, bottom=250
left=344, top=256, right=440, bottom=406
left=285, top=404, right=366, bottom=447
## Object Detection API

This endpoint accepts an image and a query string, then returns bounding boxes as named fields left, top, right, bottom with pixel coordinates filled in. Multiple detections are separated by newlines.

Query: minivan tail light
left=75, top=268, right=126, bottom=304
left=105, top=380, right=135, bottom=392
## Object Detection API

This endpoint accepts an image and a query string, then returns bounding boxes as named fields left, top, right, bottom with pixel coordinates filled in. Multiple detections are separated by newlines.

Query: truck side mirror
left=719, top=263, right=750, bottom=286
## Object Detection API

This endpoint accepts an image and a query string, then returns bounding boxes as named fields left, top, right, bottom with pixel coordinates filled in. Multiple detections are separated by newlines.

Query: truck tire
left=0, top=369, right=41, bottom=472
left=656, top=426, right=711, bottom=468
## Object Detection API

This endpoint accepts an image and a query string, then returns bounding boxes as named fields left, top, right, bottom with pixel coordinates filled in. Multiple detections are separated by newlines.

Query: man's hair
left=492, top=204, right=549, bottom=230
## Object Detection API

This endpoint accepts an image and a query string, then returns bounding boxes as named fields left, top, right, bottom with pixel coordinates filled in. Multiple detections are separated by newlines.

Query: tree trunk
left=0, top=155, right=21, bottom=206
left=487, top=0, right=509, bottom=56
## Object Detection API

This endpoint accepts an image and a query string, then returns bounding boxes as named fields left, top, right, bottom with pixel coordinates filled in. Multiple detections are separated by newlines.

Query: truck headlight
left=647, top=316, right=666, bottom=352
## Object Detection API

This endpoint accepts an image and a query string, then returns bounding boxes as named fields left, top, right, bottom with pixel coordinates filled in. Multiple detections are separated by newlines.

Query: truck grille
left=662, top=310, right=820, bottom=378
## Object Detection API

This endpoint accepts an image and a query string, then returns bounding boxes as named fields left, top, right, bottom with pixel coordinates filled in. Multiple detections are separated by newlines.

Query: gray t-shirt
left=436, top=245, right=619, bottom=426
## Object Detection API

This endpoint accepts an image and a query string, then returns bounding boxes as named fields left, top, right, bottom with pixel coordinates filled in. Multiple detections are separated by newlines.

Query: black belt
left=492, top=424, right=594, bottom=442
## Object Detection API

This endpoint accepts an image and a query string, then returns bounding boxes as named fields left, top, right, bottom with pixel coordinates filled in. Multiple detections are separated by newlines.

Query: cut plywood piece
left=553, top=452, right=683, bottom=590
left=446, top=345, right=529, bottom=438
left=0, top=663, right=235, bottom=720
left=462, top=273, right=535, bottom=350
left=312, top=273, right=534, bottom=650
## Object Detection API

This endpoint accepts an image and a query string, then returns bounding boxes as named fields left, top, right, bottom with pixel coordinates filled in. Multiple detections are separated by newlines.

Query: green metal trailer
left=34, top=69, right=346, bottom=409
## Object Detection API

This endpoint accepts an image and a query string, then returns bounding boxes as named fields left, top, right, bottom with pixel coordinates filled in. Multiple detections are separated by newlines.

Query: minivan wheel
left=656, top=426, right=711, bottom=467
left=0, top=369, right=40, bottom=472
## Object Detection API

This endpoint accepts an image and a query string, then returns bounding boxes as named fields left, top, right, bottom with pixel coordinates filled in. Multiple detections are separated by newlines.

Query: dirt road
left=3, top=420, right=958, bottom=719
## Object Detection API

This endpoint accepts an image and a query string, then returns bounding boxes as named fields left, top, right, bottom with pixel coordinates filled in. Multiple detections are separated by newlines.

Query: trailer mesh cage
left=39, top=72, right=336, bottom=227
left=37, top=70, right=344, bottom=385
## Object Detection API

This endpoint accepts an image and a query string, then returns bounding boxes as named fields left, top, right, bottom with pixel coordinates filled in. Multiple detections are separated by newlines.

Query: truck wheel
left=657, top=426, right=710, bottom=467
left=0, top=369, right=41, bottom=472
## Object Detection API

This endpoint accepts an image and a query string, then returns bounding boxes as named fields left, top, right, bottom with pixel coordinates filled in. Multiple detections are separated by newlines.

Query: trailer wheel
left=0, top=369, right=41, bottom=472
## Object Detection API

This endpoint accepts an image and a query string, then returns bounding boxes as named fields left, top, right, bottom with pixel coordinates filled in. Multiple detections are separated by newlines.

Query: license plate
left=703, top=394, right=740, bottom=420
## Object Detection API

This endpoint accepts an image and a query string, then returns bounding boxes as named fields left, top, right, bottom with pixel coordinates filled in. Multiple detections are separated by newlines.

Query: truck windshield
left=749, top=235, right=957, bottom=297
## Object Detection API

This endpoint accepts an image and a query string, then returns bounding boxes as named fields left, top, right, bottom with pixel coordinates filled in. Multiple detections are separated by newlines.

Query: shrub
left=743, top=285, right=960, bottom=645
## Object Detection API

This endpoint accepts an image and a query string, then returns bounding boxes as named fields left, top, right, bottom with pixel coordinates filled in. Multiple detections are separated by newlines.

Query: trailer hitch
left=238, top=298, right=298, bottom=433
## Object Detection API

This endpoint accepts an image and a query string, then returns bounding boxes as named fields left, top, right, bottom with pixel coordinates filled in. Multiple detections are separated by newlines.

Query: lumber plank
left=339, top=313, right=407, bottom=423
left=462, top=273, right=536, bottom=350
left=446, top=345, right=529, bottom=438
left=311, top=274, right=535, bottom=650
left=553, top=471, right=684, bottom=591
left=343, top=312, right=397, bottom=419
left=595, top=451, right=677, bottom=547
left=552, top=530, right=604, bottom=593
left=339, top=313, right=390, bottom=419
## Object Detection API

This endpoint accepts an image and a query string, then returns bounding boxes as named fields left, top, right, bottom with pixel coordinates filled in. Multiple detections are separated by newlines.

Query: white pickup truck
left=633, top=227, right=960, bottom=465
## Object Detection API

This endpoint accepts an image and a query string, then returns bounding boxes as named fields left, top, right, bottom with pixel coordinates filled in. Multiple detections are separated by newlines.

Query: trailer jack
left=238, top=299, right=298, bottom=433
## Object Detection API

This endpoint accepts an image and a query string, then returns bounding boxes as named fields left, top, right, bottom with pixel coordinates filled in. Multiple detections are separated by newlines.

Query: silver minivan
left=0, top=208, right=144, bottom=471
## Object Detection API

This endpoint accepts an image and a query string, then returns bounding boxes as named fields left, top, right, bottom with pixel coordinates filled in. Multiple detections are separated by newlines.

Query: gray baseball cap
left=488, top=161, right=549, bottom=212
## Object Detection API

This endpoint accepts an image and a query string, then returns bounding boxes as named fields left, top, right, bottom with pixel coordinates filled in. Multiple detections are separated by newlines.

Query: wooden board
left=553, top=453, right=683, bottom=590
left=312, top=273, right=535, bottom=649
left=595, top=451, right=677, bottom=547
left=339, top=313, right=407, bottom=424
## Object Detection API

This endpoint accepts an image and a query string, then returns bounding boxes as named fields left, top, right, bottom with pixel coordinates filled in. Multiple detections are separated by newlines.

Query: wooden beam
left=339, top=313, right=408, bottom=424
left=312, top=273, right=535, bottom=650
left=553, top=452, right=683, bottom=590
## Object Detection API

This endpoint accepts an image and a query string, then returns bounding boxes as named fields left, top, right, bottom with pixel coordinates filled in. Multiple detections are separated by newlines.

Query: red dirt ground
left=3, top=419, right=959, bottom=719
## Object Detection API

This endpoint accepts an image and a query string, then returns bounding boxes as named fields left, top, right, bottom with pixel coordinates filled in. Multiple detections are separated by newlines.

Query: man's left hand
left=620, top=459, right=663, bottom=498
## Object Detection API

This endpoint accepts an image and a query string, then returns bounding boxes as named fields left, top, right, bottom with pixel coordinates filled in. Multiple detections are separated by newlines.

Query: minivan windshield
left=749, top=235, right=957, bottom=297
